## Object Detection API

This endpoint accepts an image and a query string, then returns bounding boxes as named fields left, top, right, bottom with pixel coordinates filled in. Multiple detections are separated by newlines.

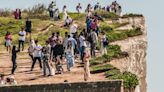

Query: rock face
left=110, top=17, right=147, bottom=92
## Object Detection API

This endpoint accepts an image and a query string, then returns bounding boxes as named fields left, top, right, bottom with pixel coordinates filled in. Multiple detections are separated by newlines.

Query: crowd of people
left=1, top=1, right=122, bottom=85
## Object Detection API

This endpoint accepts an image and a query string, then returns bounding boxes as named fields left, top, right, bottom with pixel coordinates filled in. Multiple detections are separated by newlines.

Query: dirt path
left=0, top=52, right=107, bottom=85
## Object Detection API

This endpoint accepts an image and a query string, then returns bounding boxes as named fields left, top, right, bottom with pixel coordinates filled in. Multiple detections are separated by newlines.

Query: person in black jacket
left=52, top=40, right=64, bottom=62
left=11, top=45, right=20, bottom=74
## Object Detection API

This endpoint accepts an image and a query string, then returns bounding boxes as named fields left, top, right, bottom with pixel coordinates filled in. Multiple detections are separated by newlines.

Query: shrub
left=121, top=71, right=139, bottom=89
left=91, top=64, right=115, bottom=74
left=27, top=4, right=47, bottom=15
left=0, top=8, right=12, bottom=17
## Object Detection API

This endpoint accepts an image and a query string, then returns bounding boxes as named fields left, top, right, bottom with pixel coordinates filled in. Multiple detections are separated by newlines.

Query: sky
left=0, top=0, right=164, bottom=92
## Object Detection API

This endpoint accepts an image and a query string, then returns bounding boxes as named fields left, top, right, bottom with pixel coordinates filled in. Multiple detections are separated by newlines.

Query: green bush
left=121, top=71, right=139, bottom=89
left=100, top=23, right=113, bottom=32
left=105, top=69, right=139, bottom=89
left=125, top=27, right=142, bottom=37
left=91, top=64, right=114, bottom=73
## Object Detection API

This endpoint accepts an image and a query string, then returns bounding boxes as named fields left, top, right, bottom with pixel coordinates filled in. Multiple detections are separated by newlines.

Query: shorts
left=5, top=40, right=12, bottom=46
left=25, top=27, right=31, bottom=33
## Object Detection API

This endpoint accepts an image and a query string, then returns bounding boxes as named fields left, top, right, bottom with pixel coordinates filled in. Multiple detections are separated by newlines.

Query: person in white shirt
left=63, top=5, right=68, bottom=21
left=64, top=16, right=72, bottom=27
left=48, top=1, right=56, bottom=21
left=78, top=32, right=87, bottom=61
left=31, top=40, right=42, bottom=71
left=101, top=32, right=107, bottom=55
left=54, top=8, right=60, bottom=21
left=76, top=3, right=82, bottom=14
left=18, top=27, right=26, bottom=51
left=70, top=21, right=78, bottom=37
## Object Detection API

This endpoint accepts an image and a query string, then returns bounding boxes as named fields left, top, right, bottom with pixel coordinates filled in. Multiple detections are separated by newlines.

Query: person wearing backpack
left=101, top=32, right=108, bottom=55
left=41, top=41, right=52, bottom=76
left=90, top=29, right=98, bottom=57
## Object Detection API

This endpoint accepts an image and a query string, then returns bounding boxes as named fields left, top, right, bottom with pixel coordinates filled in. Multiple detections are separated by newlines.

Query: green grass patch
left=91, top=64, right=115, bottom=74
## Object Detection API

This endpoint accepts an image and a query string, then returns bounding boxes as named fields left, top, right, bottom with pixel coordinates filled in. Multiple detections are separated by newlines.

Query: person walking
left=18, top=27, right=26, bottom=51
left=28, top=40, right=35, bottom=62
left=101, top=32, right=108, bottom=55
left=5, top=32, right=12, bottom=53
left=63, top=5, right=68, bottom=21
left=78, top=32, right=87, bottom=61
left=76, top=3, right=82, bottom=14
left=41, top=41, right=51, bottom=76
left=83, top=49, right=91, bottom=81
left=31, top=40, right=42, bottom=71
left=11, top=45, right=20, bottom=74
left=48, top=1, right=56, bottom=21
left=90, top=29, right=98, bottom=57
left=25, top=18, right=32, bottom=40
left=65, top=41, right=74, bottom=71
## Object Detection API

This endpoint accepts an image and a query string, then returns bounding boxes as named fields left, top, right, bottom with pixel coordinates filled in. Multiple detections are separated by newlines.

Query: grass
left=91, top=64, right=115, bottom=74
left=90, top=45, right=126, bottom=66
left=94, top=10, right=119, bottom=19
left=90, top=63, right=139, bottom=89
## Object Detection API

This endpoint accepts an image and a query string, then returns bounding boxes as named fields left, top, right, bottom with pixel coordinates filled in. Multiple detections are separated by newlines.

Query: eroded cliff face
left=110, top=17, right=147, bottom=92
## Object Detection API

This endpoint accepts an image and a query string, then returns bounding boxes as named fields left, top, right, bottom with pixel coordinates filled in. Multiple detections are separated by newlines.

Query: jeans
left=43, top=59, right=51, bottom=76
left=80, top=46, right=85, bottom=61
left=31, top=57, right=42, bottom=71
left=18, top=40, right=24, bottom=51
left=29, top=53, right=34, bottom=62
left=49, top=11, right=54, bottom=18
left=66, top=57, right=74, bottom=71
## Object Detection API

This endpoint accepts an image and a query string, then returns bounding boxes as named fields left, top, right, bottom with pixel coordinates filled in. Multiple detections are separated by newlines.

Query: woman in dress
left=5, top=32, right=12, bottom=53
left=83, top=48, right=91, bottom=81
left=65, top=41, right=74, bottom=71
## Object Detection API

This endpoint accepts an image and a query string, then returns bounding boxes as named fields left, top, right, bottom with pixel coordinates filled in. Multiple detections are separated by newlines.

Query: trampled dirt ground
left=0, top=50, right=107, bottom=85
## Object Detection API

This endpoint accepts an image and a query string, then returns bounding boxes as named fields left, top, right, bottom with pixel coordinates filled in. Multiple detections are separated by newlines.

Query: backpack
left=103, top=38, right=109, bottom=47
left=87, top=34, right=93, bottom=43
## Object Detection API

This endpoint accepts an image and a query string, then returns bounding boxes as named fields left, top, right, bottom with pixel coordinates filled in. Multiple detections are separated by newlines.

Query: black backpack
left=87, top=34, right=93, bottom=43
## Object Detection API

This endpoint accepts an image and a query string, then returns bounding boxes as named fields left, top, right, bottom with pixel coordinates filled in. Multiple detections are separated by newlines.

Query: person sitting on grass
left=11, top=45, right=20, bottom=75
left=64, top=16, right=72, bottom=27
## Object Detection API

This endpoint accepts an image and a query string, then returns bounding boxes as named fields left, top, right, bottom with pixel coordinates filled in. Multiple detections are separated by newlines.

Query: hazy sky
left=0, top=0, right=163, bottom=92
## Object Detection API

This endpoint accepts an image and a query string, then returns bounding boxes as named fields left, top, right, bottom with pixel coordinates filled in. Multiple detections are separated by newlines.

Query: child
left=83, top=49, right=91, bottom=81
left=55, top=55, right=64, bottom=74
left=11, top=45, right=20, bottom=74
